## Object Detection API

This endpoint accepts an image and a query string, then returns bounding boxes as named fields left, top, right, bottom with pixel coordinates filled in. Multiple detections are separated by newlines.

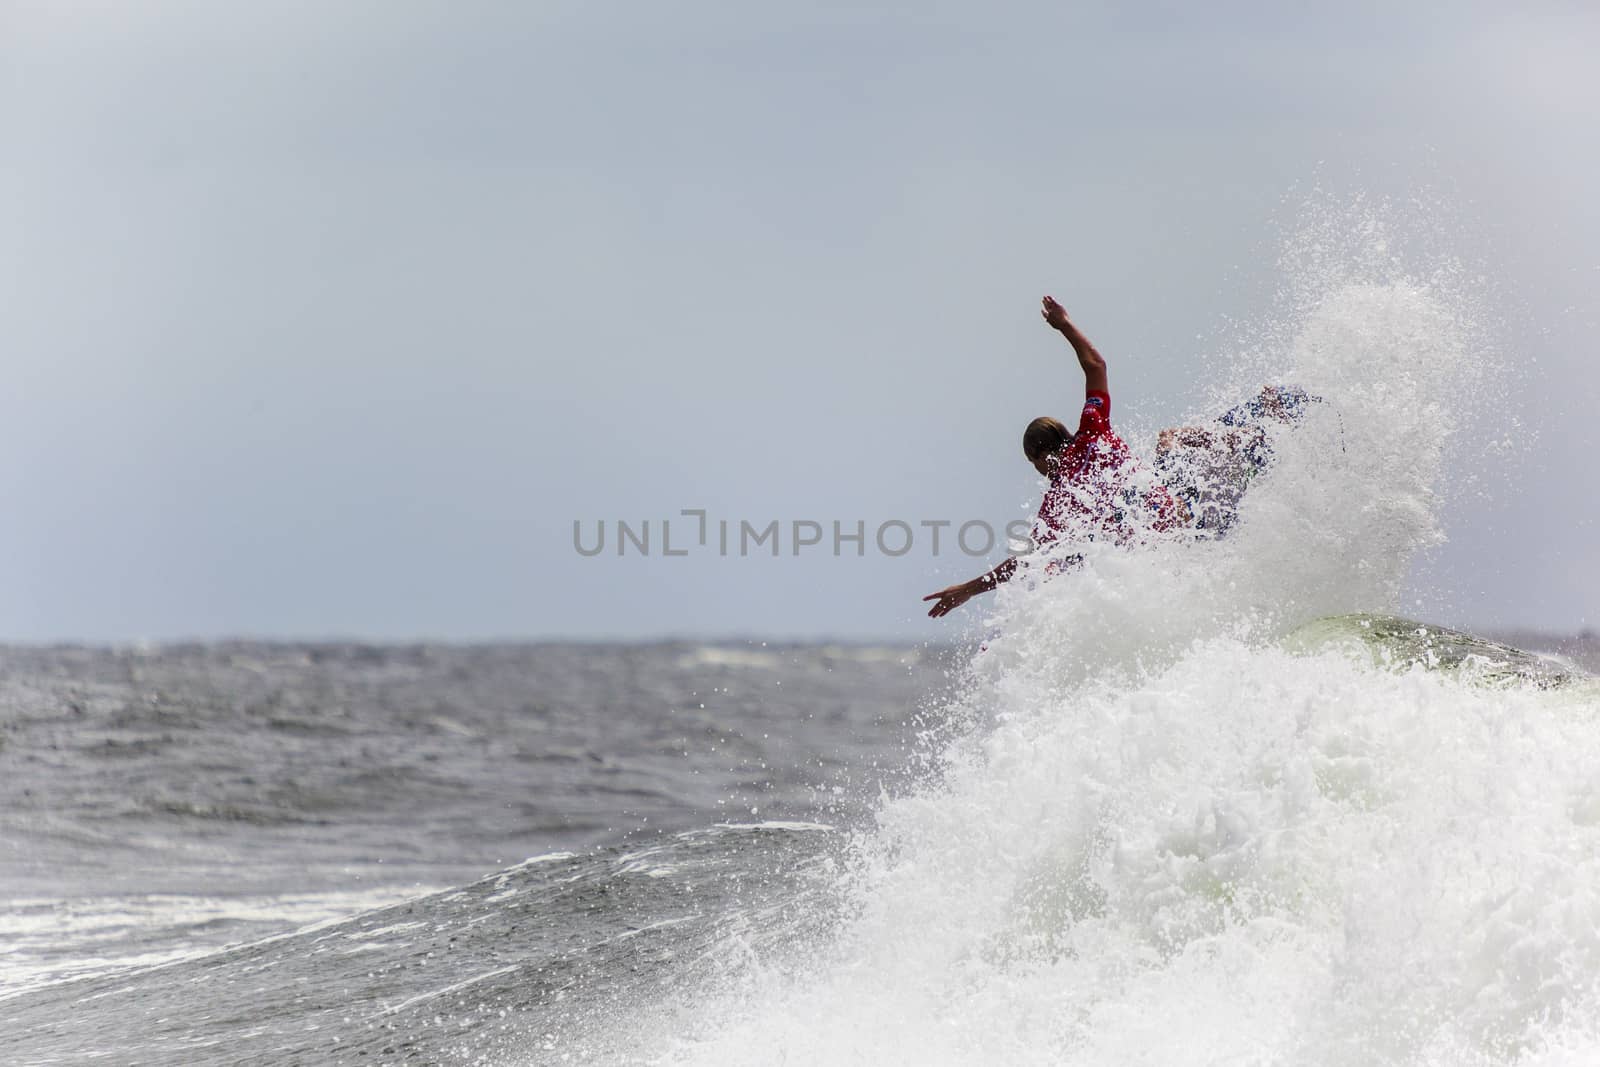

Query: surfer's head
left=1023, top=417, right=1072, bottom=476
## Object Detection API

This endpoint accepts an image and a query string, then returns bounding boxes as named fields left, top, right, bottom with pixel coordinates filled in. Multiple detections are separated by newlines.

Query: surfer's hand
left=1041, top=295, right=1071, bottom=332
left=923, top=580, right=977, bottom=619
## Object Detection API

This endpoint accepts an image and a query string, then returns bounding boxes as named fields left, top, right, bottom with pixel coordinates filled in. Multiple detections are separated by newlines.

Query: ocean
left=1, top=640, right=958, bottom=1063
left=6, top=627, right=1597, bottom=1065
left=9, top=244, right=1600, bottom=1063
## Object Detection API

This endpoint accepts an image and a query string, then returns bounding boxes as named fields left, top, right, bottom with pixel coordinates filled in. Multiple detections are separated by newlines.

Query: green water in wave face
left=1285, top=614, right=1579, bottom=690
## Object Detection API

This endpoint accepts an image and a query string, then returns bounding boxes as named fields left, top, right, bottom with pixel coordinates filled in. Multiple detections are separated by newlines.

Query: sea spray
left=968, top=272, right=1473, bottom=689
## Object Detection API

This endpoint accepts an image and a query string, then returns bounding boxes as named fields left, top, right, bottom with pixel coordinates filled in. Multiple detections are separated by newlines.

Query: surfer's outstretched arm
left=1041, top=295, right=1108, bottom=396
left=923, top=557, right=1019, bottom=618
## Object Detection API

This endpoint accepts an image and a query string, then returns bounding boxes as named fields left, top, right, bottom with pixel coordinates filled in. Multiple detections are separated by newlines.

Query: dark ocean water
left=1, top=642, right=956, bottom=1064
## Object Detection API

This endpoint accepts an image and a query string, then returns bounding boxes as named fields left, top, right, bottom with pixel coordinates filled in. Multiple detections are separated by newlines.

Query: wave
left=651, top=628, right=1599, bottom=1066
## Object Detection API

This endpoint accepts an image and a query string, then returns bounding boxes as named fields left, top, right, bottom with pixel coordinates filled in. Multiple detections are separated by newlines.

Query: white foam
left=658, top=641, right=1600, bottom=1066
left=0, top=886, right=442, bottom=1000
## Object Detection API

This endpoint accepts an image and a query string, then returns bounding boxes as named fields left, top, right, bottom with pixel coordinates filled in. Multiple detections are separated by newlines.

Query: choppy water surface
left=2, top=642, right=954, bottom=1063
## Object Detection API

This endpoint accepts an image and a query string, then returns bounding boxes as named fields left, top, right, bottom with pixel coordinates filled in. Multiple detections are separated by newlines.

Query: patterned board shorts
left=1159, top=386, right=1323, bottom=537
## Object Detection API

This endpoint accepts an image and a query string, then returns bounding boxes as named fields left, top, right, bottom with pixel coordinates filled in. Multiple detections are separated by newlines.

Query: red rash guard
left=1034, top=389, right=1182, bottom=549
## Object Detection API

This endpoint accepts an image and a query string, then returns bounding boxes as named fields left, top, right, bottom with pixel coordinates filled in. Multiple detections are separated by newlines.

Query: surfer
left=924, top=297, right=1183, bottom=619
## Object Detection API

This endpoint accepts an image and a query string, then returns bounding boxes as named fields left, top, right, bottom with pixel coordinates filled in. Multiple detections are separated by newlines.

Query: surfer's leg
left=1223, top=385, right=1321, bottom=427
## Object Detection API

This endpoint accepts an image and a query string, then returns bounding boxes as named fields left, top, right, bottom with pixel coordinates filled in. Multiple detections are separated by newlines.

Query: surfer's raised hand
left=1040, top=295, right=1072, bottom=332
left=1041, top=296, right=1108, bottom=394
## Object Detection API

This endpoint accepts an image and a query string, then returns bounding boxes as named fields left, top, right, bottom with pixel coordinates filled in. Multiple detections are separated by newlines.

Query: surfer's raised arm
left=1041, top=295, right=1109, bottom=396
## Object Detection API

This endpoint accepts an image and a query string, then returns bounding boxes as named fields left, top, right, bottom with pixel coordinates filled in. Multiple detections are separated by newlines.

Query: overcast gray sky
left=2, top=0, right=1596, bottom=642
